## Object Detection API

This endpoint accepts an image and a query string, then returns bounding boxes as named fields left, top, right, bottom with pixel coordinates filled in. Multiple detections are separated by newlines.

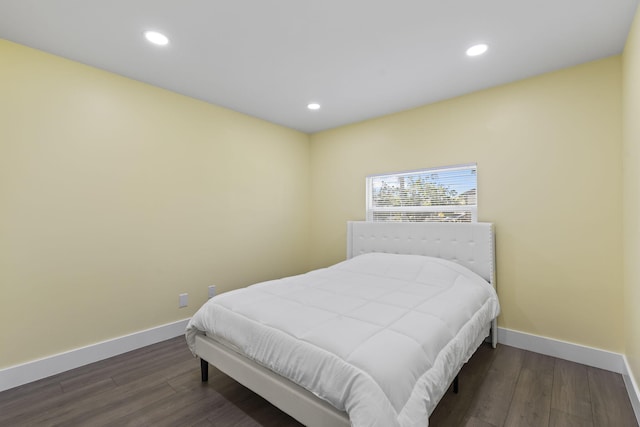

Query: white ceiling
left=1, top=0, right=638, bottom=133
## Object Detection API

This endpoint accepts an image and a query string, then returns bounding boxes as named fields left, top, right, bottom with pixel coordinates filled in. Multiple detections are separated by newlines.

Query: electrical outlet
left=179, top=293, right=188, bottom=308
left=208, top=285, right=216, bottom=299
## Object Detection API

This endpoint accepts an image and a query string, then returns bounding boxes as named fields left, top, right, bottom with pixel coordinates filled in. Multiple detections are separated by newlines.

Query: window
left=366, top=163, right=477, bottom=223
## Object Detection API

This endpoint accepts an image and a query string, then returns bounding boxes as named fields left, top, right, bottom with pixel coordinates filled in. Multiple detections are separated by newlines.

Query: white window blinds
left=366, top=163, right=477, bottom=223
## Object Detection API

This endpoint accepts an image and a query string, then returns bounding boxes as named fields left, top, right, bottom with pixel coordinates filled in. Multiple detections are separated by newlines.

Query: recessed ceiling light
left=307, top=103, right=321, bottom=110
left=466, top=43, right=488, bottom=57
left=144, top=30, right=169, bottom=46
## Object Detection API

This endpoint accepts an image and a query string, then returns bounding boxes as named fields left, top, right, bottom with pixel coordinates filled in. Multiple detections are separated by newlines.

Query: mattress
left=186, top=252, right=500, bottom=427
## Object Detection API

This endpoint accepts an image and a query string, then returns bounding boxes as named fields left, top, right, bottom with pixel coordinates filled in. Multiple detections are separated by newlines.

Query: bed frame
left=195, top=221, right=497, bottom=427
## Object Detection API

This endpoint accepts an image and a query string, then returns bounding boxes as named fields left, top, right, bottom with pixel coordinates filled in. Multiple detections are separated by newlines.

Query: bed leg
left=200, top=358, right=209, bottom=382
left=453, top=375, right=459, bottom=394
left=491, top=318, right=498, bottom=348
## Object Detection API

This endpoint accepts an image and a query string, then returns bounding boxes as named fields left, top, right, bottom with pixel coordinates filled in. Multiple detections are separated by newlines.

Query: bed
left=185, top=221, right=500, bottom=427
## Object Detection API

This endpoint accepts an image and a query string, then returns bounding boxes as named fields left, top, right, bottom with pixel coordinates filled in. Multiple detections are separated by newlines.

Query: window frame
left=365, top=163, right=478, bottom=223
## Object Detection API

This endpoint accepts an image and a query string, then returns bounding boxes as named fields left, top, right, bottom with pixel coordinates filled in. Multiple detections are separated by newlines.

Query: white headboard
left=347, top=221, right=496, bottom=286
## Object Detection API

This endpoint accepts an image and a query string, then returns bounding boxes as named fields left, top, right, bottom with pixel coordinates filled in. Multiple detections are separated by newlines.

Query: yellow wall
left=0, top=40, right=311, bottom=368
left=623, top=6, right=640, bottom=391
left=0, top=35, right=630, bottom=370
left=310, top=57, right=624, bottom=352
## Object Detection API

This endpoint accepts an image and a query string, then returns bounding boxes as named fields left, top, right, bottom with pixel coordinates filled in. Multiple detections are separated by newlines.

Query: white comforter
left=186, top=253, right=500, bottom=427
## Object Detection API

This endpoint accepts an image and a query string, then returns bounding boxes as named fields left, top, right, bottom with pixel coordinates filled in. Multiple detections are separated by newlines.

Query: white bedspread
left=186, top=253, right=500, bottom=427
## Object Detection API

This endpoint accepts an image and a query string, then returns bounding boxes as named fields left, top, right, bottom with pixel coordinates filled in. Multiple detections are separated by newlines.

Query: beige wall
left=0, top=34, right=631, bottom=370
left=310, top=57, right=624, bottom=352
left=623, top=6, right=640, bottom=393
left=0, top=40, right=311, bottom=368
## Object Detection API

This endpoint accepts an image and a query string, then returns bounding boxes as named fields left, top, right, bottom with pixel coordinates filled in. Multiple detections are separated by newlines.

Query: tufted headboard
left=347, top=221, right=496, bottom=286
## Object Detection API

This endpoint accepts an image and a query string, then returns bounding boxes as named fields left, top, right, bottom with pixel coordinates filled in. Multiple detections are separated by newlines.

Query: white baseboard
left=0, top=318, right=190, bottom=393
left=497, top=327, right=625, bottom=373
left=623, top=356, right=640, bottom=424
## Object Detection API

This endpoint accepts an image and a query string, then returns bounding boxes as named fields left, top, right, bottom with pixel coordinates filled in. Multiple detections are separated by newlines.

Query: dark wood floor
left=0, top=337, right=637, bottom=427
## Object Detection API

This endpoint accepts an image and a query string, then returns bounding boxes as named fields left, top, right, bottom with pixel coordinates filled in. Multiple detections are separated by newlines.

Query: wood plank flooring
left=0, top=337, right=636, bottom=426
